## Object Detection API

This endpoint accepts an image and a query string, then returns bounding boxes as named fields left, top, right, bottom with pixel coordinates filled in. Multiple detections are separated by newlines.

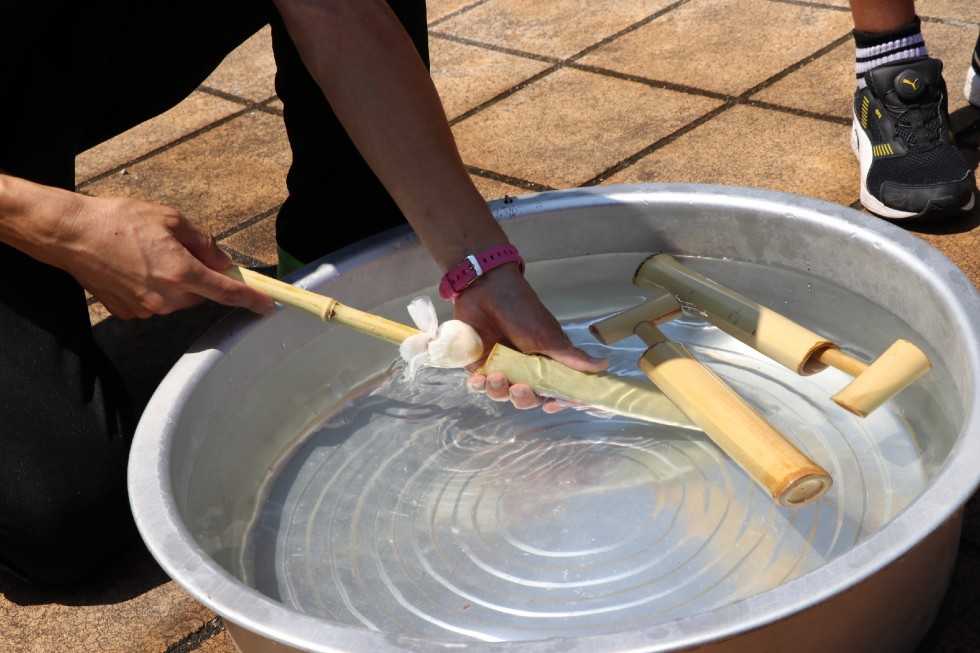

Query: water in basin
left=220, top=253, right=957, bottom=643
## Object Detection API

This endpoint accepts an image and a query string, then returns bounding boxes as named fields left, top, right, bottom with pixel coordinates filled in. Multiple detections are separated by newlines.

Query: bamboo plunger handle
left=222, top=265, right=421, bottom=347
left=814, top=346, right=869, bottom=377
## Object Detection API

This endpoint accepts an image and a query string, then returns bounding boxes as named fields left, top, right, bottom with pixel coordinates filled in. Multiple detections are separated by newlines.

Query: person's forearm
left=1, top=171, right=276, bottom=318
left=271, top=0, right=509, bottom=271
left=0, top=172, right=80, bottom=265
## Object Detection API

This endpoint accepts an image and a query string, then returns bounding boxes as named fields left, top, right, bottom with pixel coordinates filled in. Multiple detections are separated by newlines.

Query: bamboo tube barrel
left=633, top=253, right=836, bottom=375
left=223, top=265, right=420, bottom=346
left=476, top=343, right=698, bottom=431
left=633, top=322, right=832, bottom=508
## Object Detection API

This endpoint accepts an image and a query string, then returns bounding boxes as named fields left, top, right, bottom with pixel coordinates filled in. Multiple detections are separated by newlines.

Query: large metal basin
left=129, top=184, right=980, bottom=652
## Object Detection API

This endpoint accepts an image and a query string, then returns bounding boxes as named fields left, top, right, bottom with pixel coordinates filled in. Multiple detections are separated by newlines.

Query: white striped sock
left=855, top=34, right=927, bottom=89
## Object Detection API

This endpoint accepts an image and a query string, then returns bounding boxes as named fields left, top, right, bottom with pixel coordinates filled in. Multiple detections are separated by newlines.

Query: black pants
left=0, top=0, right=427, bottom=585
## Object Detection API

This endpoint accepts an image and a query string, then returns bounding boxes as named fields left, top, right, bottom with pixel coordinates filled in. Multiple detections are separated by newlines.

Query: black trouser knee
left=0, top=246, right=137, bottom=585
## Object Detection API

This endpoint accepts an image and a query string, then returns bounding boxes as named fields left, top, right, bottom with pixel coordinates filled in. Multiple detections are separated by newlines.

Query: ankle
left=853, top=17, right=927, bottom=89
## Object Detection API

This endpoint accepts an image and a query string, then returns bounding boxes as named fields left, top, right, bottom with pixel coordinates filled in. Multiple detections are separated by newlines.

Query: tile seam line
left=164, top=615, right=224, bottom=653
left=581, top=102, right=736, bottom=187
left=735, top=32, right=854, bottom=99
left=428, top=0, right=494, bottom=29
left=443, top=0, right=694, bottom=125
left=430, top=31, right=560, bottom=65
left=564, top=26, right=851, bottom=108
left=215, top=205, right=282, bottom=243
left=75, top=101, right=268, bottom=191
left=464, top=101, right=849, bottom=192
left=222, top=247, right=275, bottom=271
left=445, top=10, right=851, bottom=127
left=465, top=166, right=555, bottom=193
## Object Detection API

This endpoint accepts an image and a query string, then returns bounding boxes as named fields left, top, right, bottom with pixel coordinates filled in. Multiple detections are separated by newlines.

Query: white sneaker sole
left=851, top=117, right=976, bottom=219
left=965, top=67, right=980, bottom=108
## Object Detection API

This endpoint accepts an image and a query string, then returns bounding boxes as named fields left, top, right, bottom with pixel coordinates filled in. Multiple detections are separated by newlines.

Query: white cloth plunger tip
left=427, top=320, right=483, bottom=368
left=399, top=296, right=484, bottom=378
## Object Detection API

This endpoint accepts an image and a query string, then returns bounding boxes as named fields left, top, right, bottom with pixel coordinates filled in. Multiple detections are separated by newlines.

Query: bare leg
left=848, top=0, right=915, bottom=33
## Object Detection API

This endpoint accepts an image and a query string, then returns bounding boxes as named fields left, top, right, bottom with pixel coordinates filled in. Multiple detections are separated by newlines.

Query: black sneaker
left=851, top=57, right=975, bottom=220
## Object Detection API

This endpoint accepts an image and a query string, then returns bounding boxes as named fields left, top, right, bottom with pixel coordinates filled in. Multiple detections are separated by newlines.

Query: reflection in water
left=239, top=299, right=938, bottom=642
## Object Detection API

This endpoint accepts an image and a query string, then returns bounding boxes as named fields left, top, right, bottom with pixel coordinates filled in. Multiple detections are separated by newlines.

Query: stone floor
left=2, top=1, right=979, bottom=651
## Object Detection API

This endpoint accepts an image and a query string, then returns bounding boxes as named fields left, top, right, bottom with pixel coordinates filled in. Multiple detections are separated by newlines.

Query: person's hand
left=450, top=264, right=608, bottom=412
left=37, top=192, right=276, bottom=319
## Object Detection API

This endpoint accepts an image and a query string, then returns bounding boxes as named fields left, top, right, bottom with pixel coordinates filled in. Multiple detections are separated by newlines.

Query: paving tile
left=452, top=67, right=722, bottom=188
left=434, top=0, right=675, bottom=59
left=603, top=104, right=858, bottom=208
left=75, top=92, right=245, bottom=186
left=428, top=0, right=482, bottom=23
left=196, top=625, right=240, bottom=652
left=202, top=25, right=278, bottom=103
left=579, top=0, right=854, bottom=97
left=75, top=25, right=274, bottom=188
left=0, top=544, right=212, bottom=653
left=430, top=36, right=553, bottom=120
left=82, top=110, right=290, bottom=238
left=750, top=40, right=854, bottom=120
left=919, top=0, right=980, bottom=24
left=221, top=213, right=280, bottom=267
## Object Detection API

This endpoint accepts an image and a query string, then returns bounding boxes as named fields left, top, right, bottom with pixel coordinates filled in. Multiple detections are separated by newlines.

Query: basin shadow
left=0, top=538, right=170, bottom=607
left=91, top=300, right=238, bottom=418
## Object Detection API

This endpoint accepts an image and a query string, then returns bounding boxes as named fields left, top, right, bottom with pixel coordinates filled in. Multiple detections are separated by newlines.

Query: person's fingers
left=541, top=398, right=568, bottom=414
left=169, top=218, right=276, bottom=315
left=198, top=269, right=278, bottom=316
left=467, top=374, right=487, bottom=394
left=508, top=383, right=543, bottom=410
left=164, top=252, right=275, bottom=316
left=484, top=371, right=511, bottom=402
left=469, top=373, right=543, bottom=410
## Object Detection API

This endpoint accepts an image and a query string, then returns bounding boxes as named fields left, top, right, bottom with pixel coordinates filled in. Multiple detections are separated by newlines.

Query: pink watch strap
left=438, top=244, right=525, bottom=300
